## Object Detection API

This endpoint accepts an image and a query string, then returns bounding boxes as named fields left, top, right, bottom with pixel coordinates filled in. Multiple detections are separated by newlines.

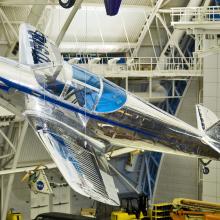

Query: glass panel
left=35, top=72, right=65, bottom=96
left=73, top=66, right=100, bottom=89
left=59, top=82, right=99, bottom=111
left=96, top=80, right=127, bottom=113
left=75, top=87, right=99, bottom=111
left=45, top=80, right=65, bottom=96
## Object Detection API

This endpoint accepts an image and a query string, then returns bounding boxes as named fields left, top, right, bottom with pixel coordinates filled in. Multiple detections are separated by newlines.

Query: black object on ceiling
left=58, top=0, right=122, bottom=16
left=59, top=0, right=76, bottom=8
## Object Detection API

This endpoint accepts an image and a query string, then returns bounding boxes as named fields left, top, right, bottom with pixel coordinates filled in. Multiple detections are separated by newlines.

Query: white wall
left=154, top=79, right=200, bottom=203
left=2, top=174, right=31, bottom=220
left=154, top=154, right=199, bottom=203
left=178, top=79, right=200, bottom=127
left=202, top=47, right=220, bottom=202
left=3, top=169, right=95, bottom=220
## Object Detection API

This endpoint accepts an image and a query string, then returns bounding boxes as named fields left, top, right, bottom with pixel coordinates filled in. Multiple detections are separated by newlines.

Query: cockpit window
left=71, top=66, right=127, bottom=113
left=34, top=72, right=65, bottom=96
left=95, top=80, right=127, bottom=113
left=73, top=66, right=100, bottom=89
left=75, top=87, right=99, bottom=111
left=35, top=65, right=127, bottom=114
left=60, top=82, right=99, bottom=111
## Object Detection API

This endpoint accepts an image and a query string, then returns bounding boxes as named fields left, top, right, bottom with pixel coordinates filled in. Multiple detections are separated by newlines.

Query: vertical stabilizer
left=19, top=23, right=62, bottom=66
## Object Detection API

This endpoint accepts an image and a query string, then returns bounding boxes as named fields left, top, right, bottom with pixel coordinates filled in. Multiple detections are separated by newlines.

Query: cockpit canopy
left=35, top=64, right=127, bottom=113
left=72, top=65, right=127, bottom=113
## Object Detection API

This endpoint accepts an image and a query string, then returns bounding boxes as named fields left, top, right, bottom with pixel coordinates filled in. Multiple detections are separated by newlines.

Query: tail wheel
left=203, top=166, right=210, bottom=175
left=59, top=0, right=76, bottom=8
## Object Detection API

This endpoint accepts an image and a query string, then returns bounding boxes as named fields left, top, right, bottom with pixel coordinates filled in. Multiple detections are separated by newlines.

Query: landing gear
left=199, top=159, right=212, bottom=175
left=59, top=0, right=76, bottom=9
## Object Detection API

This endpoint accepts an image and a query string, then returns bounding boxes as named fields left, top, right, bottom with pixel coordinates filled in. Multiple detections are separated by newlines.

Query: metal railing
left=65, top=56, right=202, bottom=76
left=171, top=6, right=220, bottom=24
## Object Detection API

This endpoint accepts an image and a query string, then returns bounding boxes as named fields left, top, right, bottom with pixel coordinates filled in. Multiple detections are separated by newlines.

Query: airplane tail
left=196, top=104, right=220, bottom=145
left=19, top=23, right=62, bottom=66
left=195, top=104, right=219, bottom=132
left=196, top=104, right=220, bottom=154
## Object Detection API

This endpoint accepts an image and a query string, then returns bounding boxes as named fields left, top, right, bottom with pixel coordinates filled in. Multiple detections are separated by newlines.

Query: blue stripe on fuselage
left=0, top=84, right=10, bottom=91
left=0, top=76, right=159, bottom=140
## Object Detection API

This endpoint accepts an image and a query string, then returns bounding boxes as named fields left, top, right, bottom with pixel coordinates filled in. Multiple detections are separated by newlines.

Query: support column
left=202, top=38, right=220, bottom=202
left=1, top=120, right=28, bottom=220
left=56, top=0, right=83, bottom=46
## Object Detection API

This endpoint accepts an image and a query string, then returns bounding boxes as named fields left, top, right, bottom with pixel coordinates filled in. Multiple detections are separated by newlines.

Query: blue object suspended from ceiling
left=104, top=0, right=122, bottom=16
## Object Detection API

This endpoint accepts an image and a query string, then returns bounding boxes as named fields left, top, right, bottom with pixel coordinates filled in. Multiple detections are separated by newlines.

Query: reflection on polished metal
left=0, top=23, right=220, bottom=205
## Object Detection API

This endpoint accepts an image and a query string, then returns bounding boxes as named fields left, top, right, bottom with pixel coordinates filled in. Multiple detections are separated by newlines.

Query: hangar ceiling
left=0, top=0, right=191, bottom=57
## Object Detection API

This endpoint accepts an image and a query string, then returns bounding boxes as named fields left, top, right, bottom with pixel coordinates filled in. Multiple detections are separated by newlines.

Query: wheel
left=203, top=166, right=209, bottom=175
left=59, top=0, right=75, bottom=8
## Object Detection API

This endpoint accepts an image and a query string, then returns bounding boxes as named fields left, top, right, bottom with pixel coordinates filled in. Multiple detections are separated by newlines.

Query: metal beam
left=0, top=1, right=149, bottom=8
left=0, top=125, right=14, bottom=163
left=108, top=162, right=140, bottom=194
left=159, top=0, right=203, bottom=59
left=204, top=0, right=211, bottom=7
left=2, top=121, right=28, bottom=220
left=0, top=129, right=16, bottom=153
left=156, top=13, right=190, bottom=68
left=105, top=148, right=136, bottom=158
left=145, top=156, right=152, bottom=198
left=151, top=154, right=164, bottom=204
left=0, top=97, right=23, bottom=121
left=0, top=163, right=56, bottom=176
left=0, top=14, right=12, bottom=46
left=161, top=0, right=172, bottom=8
left=60, top=42, right=136, bottom=53
left=155, top=17, right=163, bottom=51
left=0, top=0, right=57, bottom=6
left=26, top=5, right=46, bottom=27
left=56, top=0, right=83, bottom=46
left=136, top=155, right=146, bottom=192
left=0, top=8, right=18, bottom=39
left=5, top=4, right=46, bottom=58
left=132, top=0, right=164, bottom=56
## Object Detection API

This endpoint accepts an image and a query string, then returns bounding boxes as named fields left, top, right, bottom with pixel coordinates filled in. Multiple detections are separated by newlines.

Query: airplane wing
left=18, top=23, right=120, bottom=205
left=25, top=100, right=119, bottom=206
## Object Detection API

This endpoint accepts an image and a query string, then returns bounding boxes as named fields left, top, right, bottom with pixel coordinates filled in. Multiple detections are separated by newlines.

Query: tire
left=203, top=166, right=209, bottom=175
left=59, top=0, right=75, bottom=8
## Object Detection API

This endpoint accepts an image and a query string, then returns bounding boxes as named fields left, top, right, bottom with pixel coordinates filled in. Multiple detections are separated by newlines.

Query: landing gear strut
left=59, top=0, right=76, bottom=8
left=199, top=159, right=212, bottom=175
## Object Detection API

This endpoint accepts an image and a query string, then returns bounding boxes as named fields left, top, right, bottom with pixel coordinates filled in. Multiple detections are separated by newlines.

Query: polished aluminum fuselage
left=0, top=58, right=219, bottom=160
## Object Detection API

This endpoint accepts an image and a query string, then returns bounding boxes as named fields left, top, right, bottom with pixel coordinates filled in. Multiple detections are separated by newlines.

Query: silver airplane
left=0, top=23, right=219, bottom=206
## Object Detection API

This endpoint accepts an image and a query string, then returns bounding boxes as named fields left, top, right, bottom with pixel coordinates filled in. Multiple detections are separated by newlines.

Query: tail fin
left=19, top=23, right=62, bottom=66
left=206, top=120, right=220, bottom=143
left=195, top=104, right=219, bottom=132
left=196, top=105, right=220, bottom=151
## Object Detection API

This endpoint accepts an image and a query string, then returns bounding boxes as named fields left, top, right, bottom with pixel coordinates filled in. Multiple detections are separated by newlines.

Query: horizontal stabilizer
left=195, top=104, right=219, bottom=131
